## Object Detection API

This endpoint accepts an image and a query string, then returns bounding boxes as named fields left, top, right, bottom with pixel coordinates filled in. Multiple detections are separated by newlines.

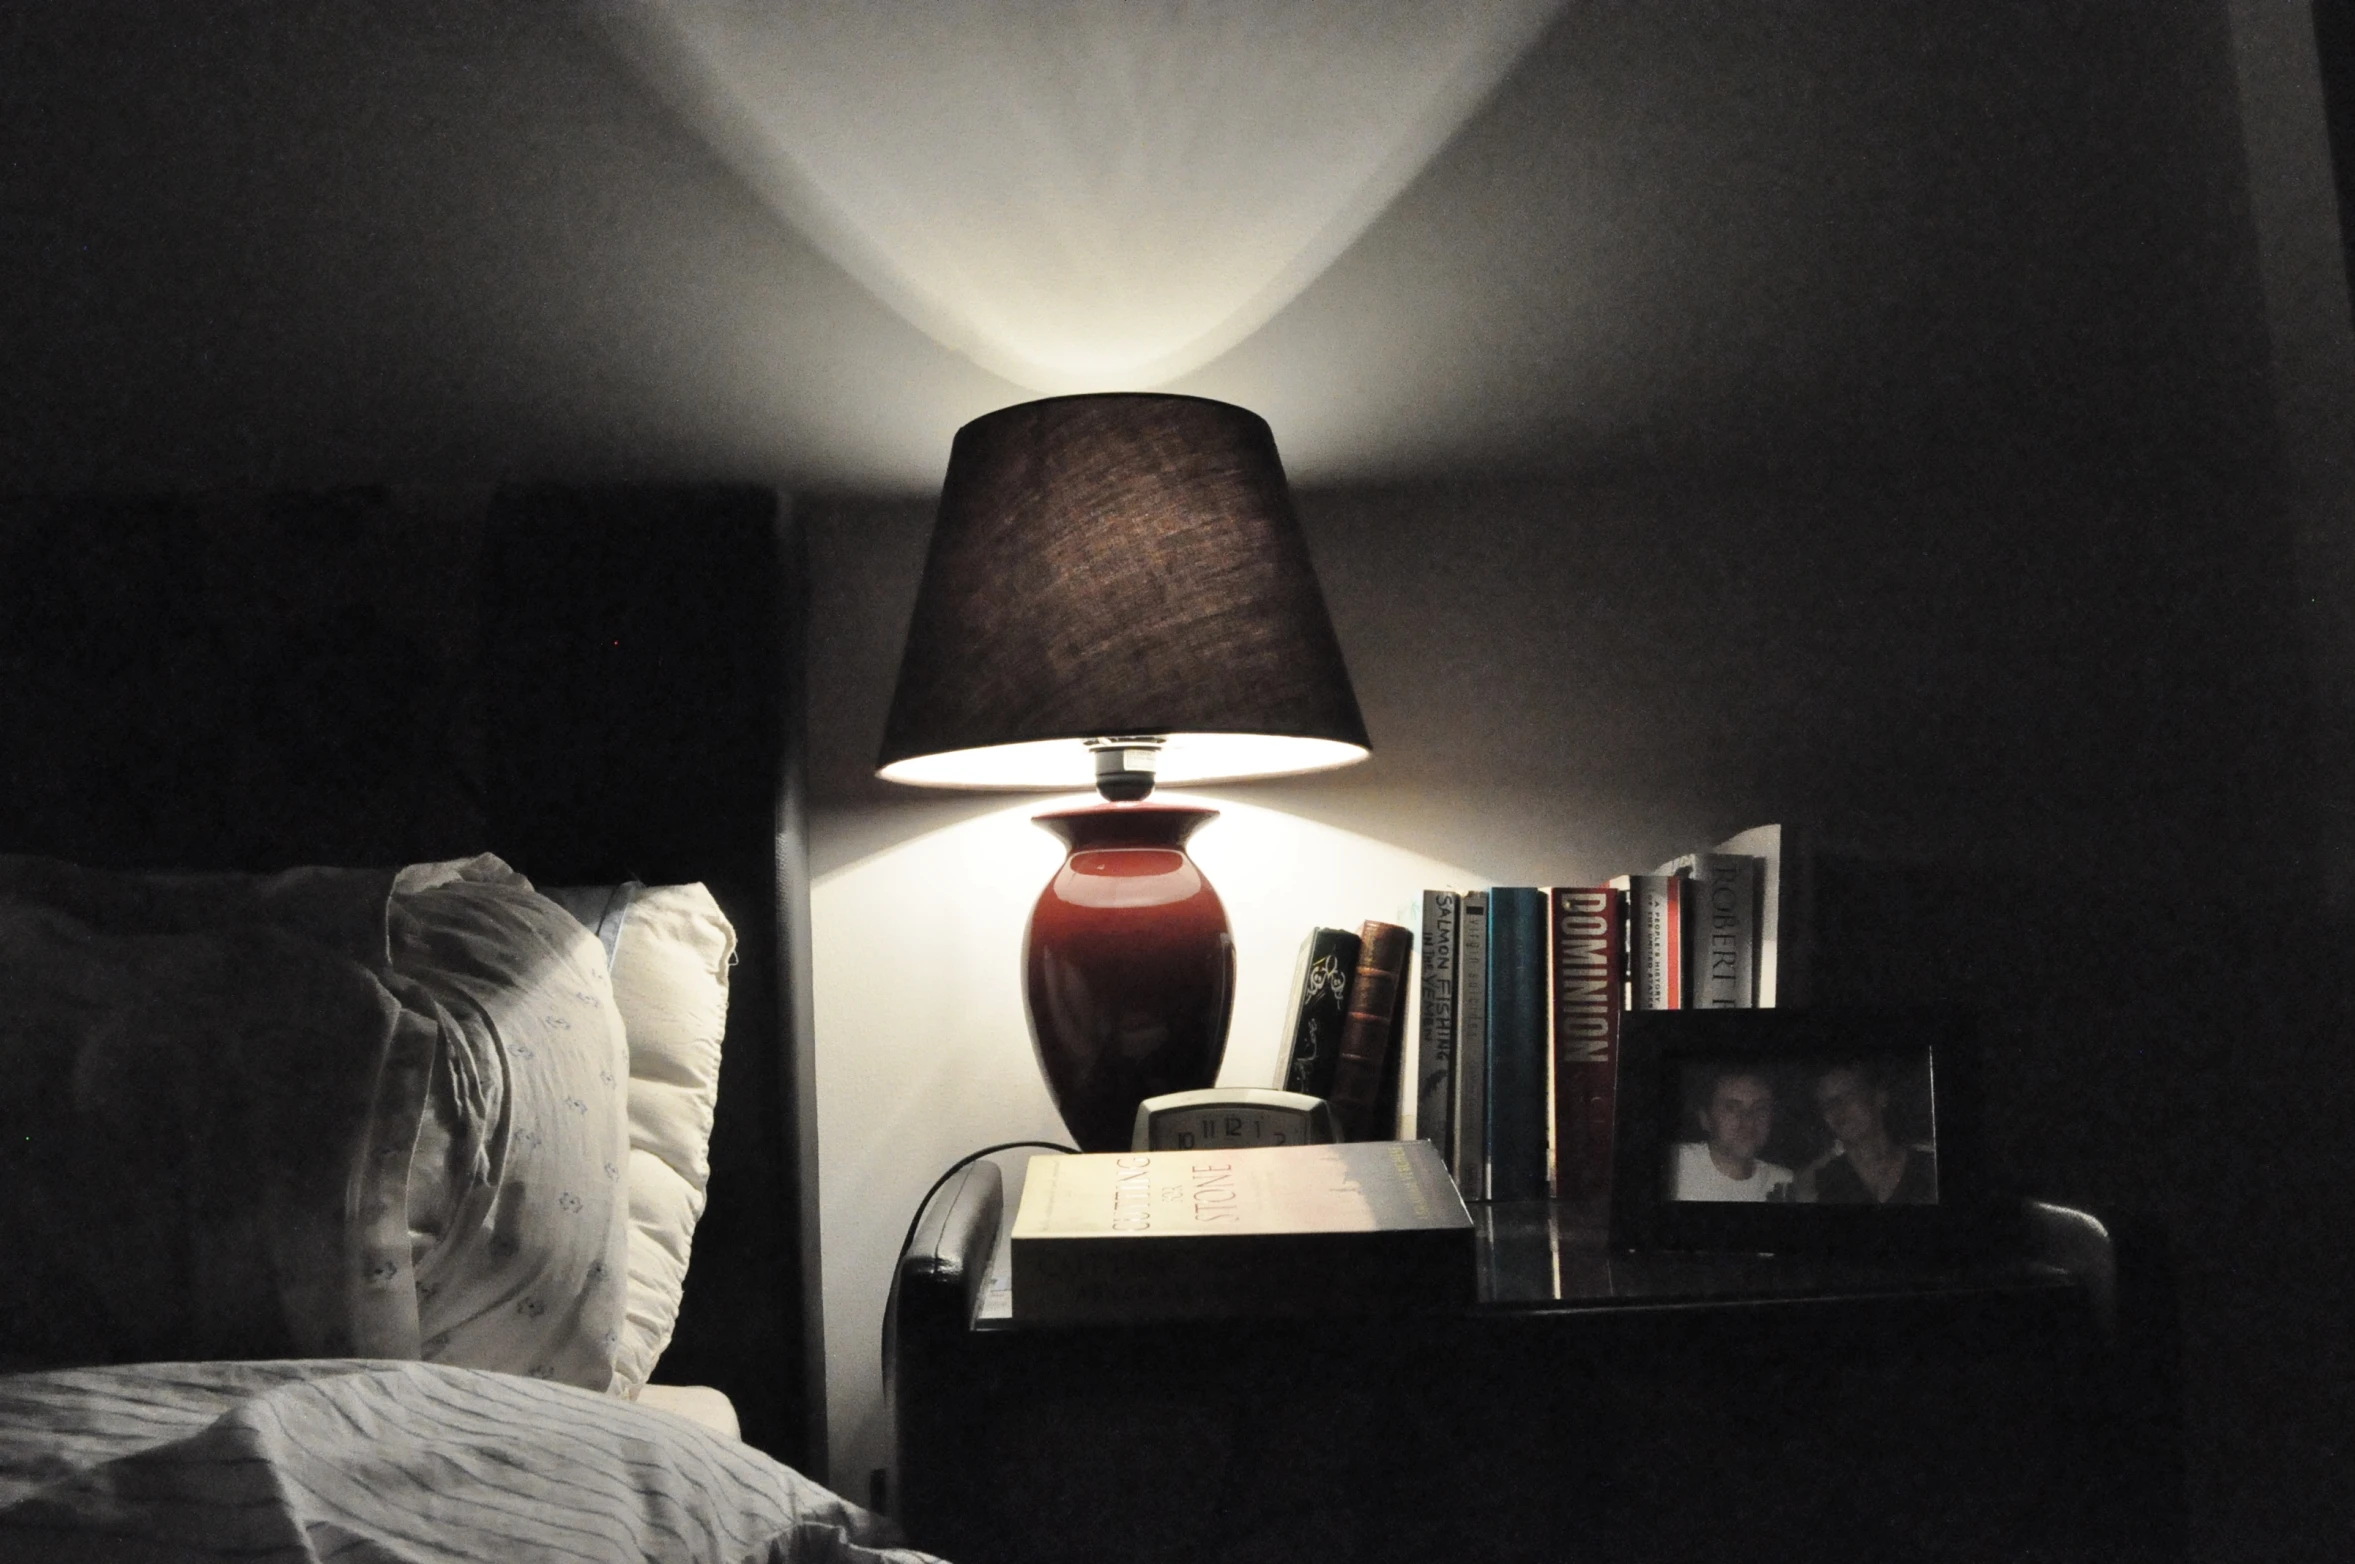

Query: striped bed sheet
left=0, top=1360, right=945, bottom=1564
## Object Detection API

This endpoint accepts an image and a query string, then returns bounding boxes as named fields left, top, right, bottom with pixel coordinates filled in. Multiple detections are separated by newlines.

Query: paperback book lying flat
left=1010, top=1140, right=1476, bottom=1323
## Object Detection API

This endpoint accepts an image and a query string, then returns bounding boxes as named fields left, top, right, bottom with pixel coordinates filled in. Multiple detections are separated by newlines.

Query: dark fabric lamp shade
left=877, top=393, right=1370, bottom=790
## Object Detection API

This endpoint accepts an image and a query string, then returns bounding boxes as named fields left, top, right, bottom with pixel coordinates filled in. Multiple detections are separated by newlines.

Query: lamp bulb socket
left=1090, top=740, right=1161, bottom=802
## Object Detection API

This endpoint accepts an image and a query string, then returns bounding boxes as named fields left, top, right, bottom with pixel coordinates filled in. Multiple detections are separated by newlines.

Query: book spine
left=1449, top=892, right=1490, bottom=1197
left=1378, top=949, right=1414, bottom=1136
left=1688, top=853, right=1760, bottom=1008
left=1484, top=887, right=1549, bottom=1202
left=1606, top=873, right=1634, bottom=1012
left=1278, top=927, right=1362, bottom=1098
left=1326, top=921, right=1413, bottom=1141
left=1413, top=891, right=1459, bottom=1156
left=1550, top=885, right=1624, bottom=1205
left=1710, top=823, right=1794, bottom=1006
left=1543, top=889, right=1557, bottom=1199
left=1627, top=873, right=1687, bottom=1010
left=1369, top=935, right=1415, bottom=1139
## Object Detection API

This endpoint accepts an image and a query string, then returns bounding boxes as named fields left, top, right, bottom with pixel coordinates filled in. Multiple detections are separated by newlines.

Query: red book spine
left=1550, top=886, right=1625, bottom=1205
left=1663, top=874, right=1685, bottom=1009
left=1327, top=921, right=1413, bottom=1142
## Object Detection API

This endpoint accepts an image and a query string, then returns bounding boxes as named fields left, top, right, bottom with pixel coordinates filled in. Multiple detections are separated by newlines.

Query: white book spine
left=1689, top=853, right=1760, bottom=1008
left=1712, top=823, right=1792, bottom=1007
left=1449, top=890, right=1489, bottom=1199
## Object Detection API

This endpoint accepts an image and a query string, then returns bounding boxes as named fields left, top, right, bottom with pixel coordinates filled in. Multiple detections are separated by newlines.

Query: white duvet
left=0, top=1360, right=945, bottom=1564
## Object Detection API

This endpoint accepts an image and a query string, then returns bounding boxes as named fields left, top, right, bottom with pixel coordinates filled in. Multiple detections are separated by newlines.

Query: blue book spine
left=1484, top=886, right=1550, bottom=1202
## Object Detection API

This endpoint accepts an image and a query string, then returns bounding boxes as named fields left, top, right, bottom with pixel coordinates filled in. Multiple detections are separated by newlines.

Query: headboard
left=0, top=483, right=820, bottom=1468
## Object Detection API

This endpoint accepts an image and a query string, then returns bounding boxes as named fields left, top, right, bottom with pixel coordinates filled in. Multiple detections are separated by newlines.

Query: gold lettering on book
left=1390, top=1142, right=1434, bottom=1220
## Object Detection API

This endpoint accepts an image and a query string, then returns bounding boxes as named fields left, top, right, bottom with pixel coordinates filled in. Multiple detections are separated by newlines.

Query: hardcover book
left=1276, top=926, right=1362, bottom=1098
left=1550, top=885, right=1624, bottom=1205
left=1686, top=852, right=1760, bottom=1008
left=1645, top=826, right=1794, bottom=1005
left=1714, top=822, right=1799, bottom=1006
left=1413, top=890, right=1459, bottom=1157
left=1627, top=873, right=1687, bottom=1011
left=1375, top=958, right=1414, bottom=1138
left=1449, top=891, right=1490, bottom=1198
left=1009, top=1140, right=1476, bottom=1322
left=1327, top=921, right=1413, bottom=1142
left=1484, top=888, right=1550, bottom=1202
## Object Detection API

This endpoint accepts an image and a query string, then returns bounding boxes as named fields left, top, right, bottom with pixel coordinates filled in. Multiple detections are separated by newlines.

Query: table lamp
left=877, top=392, right=1370, bottom=1150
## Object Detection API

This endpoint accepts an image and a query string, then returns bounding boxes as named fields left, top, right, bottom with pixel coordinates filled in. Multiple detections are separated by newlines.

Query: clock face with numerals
left=1132, top=1087, right=1335, bottom=1151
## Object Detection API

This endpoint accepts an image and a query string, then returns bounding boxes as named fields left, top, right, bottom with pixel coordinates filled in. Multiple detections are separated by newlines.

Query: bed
left=0, top=484, right=936, bottom=1561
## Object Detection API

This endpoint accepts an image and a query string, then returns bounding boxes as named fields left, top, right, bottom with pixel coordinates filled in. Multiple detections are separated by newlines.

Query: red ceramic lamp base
left=1022, top=802, right=1235, bottom=1152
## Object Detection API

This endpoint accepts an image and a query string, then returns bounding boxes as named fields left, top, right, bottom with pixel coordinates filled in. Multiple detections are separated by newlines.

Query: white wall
left=809, top=796, right=1491, bottom=1495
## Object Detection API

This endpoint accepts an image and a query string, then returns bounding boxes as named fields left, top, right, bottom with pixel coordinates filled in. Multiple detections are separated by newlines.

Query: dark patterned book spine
left=1550, top=885, right=1625, bottom=1205
left=1326, top=921, right=1413, bottom=1141
left=1414, top=890, right=1460, bottom=1158
left=1278, top=927, right=1363, bottom=1099
left=1483, top=888, right=1550, bottom=1202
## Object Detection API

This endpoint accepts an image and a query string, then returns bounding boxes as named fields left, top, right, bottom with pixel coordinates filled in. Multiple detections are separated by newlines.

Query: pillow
left=0, top=855, right=435, bottom=1369
left=547, top=881, right=736, bottom=1394
left=390, top=857, right=632, bottom=1390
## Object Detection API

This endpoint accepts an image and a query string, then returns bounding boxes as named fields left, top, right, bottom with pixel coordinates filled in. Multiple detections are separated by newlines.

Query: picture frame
left=1608, top=1008, right=1994, bottom=1260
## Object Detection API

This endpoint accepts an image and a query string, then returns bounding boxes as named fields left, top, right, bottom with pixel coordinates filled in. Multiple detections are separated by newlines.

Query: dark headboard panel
left=0, top=483, right=820, bottom=1468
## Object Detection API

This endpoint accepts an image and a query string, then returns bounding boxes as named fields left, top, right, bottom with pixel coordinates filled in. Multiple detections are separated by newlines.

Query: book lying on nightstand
left=1009, top=1140, right=1475, bottom=1323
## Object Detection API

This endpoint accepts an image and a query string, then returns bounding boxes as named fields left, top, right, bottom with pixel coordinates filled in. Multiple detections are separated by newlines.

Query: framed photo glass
left=1609, top=1009, right=1992, bottom=1259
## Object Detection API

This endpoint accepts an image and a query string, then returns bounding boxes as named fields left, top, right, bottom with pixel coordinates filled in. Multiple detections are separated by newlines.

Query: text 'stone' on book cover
left=1009, top=1141, right=1476, bottom=1323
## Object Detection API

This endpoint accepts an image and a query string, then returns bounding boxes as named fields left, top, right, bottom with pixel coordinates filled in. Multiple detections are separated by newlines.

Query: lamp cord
left=894, top=1139, right=1079, bottom=1281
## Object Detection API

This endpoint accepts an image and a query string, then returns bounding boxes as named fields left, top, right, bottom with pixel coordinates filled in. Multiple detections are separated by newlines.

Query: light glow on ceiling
left=598, top=0, right=1564, bottom=393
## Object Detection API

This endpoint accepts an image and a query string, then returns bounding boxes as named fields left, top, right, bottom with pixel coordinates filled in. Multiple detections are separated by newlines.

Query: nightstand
left=886, top=1159, right=2180, bottom=1564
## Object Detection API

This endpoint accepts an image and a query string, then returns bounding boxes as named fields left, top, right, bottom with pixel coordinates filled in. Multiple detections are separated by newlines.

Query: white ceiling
left=606, top=0, right=1570, bottom=394
left=0, top=2, right=2259, bottom=496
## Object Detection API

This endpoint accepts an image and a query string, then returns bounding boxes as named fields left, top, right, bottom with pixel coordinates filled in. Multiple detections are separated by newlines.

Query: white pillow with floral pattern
left=391, top=857, right=630, bottom=1390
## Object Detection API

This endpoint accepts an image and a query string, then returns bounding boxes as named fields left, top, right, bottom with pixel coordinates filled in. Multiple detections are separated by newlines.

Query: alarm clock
left=1131, top=1087, right=1336, bottom=1151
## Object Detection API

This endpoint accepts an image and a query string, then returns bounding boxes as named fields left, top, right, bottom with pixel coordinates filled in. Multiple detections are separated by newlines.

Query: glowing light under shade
left=879, top=733, right=1368, bottom=791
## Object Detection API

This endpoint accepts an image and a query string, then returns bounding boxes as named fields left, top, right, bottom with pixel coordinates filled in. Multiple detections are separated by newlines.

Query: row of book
left=1272, top=824, right=1788, bottom=1203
